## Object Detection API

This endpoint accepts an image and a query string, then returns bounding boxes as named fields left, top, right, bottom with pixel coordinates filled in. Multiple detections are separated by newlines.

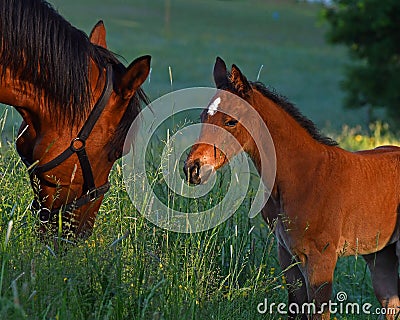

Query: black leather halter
left=24, top=64, right=113, bottom=223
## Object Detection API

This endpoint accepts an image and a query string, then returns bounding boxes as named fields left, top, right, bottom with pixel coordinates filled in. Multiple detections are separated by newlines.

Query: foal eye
left=225, top=119, right=238, bottom=127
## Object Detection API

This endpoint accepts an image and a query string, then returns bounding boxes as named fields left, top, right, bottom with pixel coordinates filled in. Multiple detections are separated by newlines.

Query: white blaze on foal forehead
left=207, top=97, right=221, bottom=116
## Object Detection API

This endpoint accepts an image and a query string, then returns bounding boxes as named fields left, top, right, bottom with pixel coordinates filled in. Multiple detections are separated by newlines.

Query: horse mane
left=0, top=0, right=147, bottom=126
left=251, top=81, right=338, bottom=146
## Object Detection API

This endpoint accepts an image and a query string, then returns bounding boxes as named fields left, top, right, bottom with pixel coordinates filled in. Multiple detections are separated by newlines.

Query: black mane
left=0, top=0, right=147, bottom=126
left=251, top=81, right=338, bottom=146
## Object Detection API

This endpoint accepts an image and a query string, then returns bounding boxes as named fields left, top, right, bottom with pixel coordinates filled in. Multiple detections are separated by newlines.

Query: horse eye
left=225, top=119, right=238, bottom=127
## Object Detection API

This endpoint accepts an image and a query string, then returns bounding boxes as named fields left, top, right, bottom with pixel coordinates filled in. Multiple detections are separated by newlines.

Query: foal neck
left=250, top=90, right=332, bottom=182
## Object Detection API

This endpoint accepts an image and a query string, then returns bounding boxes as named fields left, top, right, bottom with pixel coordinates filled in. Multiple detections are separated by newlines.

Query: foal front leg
left=278, top=243, right=308, bottom=320
left=303, top=247, right=337, bottom=320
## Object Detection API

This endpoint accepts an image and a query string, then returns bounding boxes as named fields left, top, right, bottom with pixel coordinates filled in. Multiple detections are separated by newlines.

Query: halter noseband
left=25, top=64, right=113, bottom=223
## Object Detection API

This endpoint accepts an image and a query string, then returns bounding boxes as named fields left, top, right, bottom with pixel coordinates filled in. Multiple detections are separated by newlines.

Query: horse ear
left=230, top=64, right=252, bottom=96
left=89, top=20, right=107, bottom=49
left=213, top=57, right=229, bottom=89
left=119, top=55, right=151, bottom=100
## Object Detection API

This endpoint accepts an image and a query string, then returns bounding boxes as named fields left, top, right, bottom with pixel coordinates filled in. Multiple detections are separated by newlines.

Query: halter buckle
left=70, top=137, right=86, bottom=152
left=38, top=207, right=51, bottom=223
left=87, top=188, right=99, bottom=201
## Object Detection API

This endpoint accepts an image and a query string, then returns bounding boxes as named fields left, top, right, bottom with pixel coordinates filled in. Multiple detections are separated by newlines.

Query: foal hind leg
left=278, top=244, right=308, bottom=320
left=396, top=241, right=400, bottom=297
left=363, top=243, right=400, bottom=319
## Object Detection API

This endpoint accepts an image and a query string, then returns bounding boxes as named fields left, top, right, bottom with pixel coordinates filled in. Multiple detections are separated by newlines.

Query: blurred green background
left=1, top=0, right=370, bottom=137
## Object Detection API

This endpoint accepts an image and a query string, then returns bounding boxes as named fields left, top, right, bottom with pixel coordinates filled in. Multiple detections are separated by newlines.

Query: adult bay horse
left=0, top=0, right=150, bottom=238
left=184, top=57, right=400, bottom=319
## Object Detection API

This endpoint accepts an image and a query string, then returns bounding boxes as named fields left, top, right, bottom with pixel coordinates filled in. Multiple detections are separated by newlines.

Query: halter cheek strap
left=28, top=64, right=113, bottom=222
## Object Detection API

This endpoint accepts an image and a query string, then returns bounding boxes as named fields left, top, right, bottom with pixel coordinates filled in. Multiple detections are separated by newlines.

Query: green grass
left=0, top=140, right=283, bottom=320
left=1, top=111, right=397, bottom=319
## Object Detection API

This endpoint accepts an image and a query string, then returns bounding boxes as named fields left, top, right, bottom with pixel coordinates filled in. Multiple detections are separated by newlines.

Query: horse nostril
left=183, top=161, right=189, bottom=180
left=184, top=160, right=201, bottom=185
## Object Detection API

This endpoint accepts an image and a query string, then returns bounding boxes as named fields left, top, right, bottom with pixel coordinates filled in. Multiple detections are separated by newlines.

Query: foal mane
left=0, top=0, right=147, bottom=126
left=251, top=81, right=338, bottom=146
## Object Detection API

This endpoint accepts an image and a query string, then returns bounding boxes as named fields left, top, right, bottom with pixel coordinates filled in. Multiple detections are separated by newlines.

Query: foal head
left=184, top=57, right=264, bottom=184
left=14, top=22, right=150, bottom=238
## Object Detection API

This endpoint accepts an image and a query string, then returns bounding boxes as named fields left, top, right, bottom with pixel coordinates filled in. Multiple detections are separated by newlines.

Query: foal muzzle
left=184, top=160, right=215, bottom=185
left=184, top=159, right=201, bottom=185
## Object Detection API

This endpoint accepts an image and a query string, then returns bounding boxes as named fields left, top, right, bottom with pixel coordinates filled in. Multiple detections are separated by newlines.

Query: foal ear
left=230, top=64, right=252, bottom=96
left=89, top=20, right=107, bottom=49
left=213, top=57, right=229, bottom=89
left=119, top=55, right=151, bottom=100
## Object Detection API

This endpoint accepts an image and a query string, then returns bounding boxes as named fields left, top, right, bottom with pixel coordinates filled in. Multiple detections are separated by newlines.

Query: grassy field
left=1, top=1, right=399, bottom=319
left=2, top=118, right=399, bottom=320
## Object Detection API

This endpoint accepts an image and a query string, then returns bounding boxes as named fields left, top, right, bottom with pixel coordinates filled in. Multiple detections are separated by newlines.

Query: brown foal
left=184, top=57, right=400, bottom=319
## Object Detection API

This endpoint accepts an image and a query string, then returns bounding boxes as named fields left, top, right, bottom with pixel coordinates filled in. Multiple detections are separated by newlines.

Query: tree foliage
left=324, top=0, right=400, bottom=123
